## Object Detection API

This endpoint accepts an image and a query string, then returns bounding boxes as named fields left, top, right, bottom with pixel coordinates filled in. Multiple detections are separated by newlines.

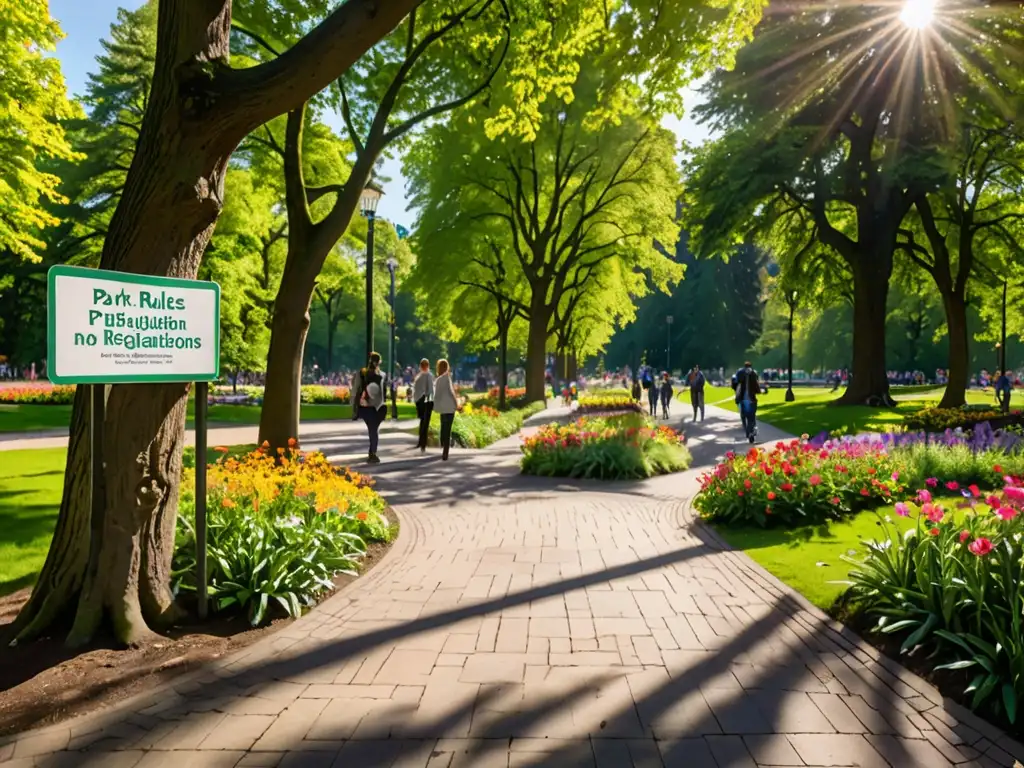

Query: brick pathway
left=3, top=405, right=1023, bottom=767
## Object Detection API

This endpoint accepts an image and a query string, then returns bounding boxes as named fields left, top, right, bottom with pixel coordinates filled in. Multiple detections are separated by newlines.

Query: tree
left=685, top=1, right=1021, bottom=406
left=408, top=77, right=683, bottom=401
left=0, top=0, right=81, bottom=261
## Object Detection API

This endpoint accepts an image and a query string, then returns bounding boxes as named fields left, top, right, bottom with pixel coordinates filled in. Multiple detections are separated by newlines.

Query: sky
left=50, top=0, right=711, bottom=230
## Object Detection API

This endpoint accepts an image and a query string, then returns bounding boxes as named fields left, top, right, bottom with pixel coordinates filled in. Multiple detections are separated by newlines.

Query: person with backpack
left=433, top=358, right=459, bottom=461
left=688, top=365, right=706, bottom=422
left=412, top=358, right=434, bottom=453
left=351, top=352, right=387, bottom=464
left=996, top=369, right=1013, bottom=413
left=735, top=361, right=760, bottom=443
left=644, top=369, right=658, bottom=417
left=659, top=372, right=673, bottom=419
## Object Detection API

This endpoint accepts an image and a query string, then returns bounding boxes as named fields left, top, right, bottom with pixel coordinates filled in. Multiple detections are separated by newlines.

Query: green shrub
left=846, top=481, right=1024, bottom=726
left=173, top=447, right=390, bottom=625
left=520, top=413, right=691, bottom=480
left=429, top=401, right=546, bottom=448
left=300, top=385, right=351, bottom=404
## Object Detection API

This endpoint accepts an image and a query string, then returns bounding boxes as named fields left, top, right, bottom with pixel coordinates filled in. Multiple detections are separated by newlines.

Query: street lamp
left=386, top=257, right=398, bottom=420
left=360, top=180, right=384, bottom=362
left=666, top=315, right=674, bottom=374
left=785, top=289, right=798, bottom=402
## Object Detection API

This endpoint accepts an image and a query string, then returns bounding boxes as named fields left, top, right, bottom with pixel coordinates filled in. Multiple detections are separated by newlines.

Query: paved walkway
left=3, top=406, right=1023, bottom=767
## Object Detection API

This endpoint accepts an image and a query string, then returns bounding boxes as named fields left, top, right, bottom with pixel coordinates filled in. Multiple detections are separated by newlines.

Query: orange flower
left=221, top=498, right=236, bottom=508
left=214, top=446, right=229, bottom=453
left=356, top=512, right=368, bottom=521
left=288, top=437, right=298, bottom=448
left=277, top=447, right=285, bottom=455
left=261, top=440, right=270, bottom=449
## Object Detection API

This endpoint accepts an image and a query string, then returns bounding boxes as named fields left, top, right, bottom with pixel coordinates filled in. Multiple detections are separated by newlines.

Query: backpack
left=642, top=370, right=652, bottom=389
left=357, top=367, right=385, bottom=410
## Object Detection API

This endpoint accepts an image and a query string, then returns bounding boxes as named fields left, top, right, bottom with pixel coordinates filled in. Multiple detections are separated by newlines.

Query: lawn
left=712, top=510, right=916, bottom=611
left=0, top=401, right=419, bottom=434
left=701, top=384, right=1007, bottom=437
left=0, top=444, right=257, bottom=596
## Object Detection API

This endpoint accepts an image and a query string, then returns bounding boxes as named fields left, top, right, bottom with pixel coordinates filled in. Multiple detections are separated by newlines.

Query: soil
left=0, top=508, right=398, bottom=738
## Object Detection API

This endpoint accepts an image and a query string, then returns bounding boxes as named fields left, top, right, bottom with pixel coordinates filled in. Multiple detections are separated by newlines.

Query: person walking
left=735, top=361, right=760, bottom=443
left=351, top=352, right=387, bottom=464
left=646, top=371, right=658, bottom=417
left=433, top=358, right=459, bottom=461
left=996, top=369, right=1012, bottom=413
left=688, top=365, right=706, bottom=421
left=659, top=372, right=673, bottom=419
left=631, top=377, right=642, bottom=403
left=413, top=358, right=434, bottom=452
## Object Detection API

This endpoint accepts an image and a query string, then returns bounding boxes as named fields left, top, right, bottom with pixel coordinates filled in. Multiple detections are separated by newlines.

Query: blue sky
left=50, top=0, right=710, bottom=229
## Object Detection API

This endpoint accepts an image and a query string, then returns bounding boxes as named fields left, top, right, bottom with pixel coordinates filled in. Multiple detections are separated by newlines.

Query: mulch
left=0, top=507, right=398, bottom=738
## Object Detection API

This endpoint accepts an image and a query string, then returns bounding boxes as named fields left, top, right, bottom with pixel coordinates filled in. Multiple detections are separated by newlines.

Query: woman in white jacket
left=432, top=359, right=458, bottom=460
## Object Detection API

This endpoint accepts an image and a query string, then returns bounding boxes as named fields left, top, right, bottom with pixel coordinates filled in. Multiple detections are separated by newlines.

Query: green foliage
left=846, top=489, right=1024, bottom=725
left=429, top=401, right=545, bottom=448
left=174, top=449, right=391, bottom=626
left=520, top=413, right=691, bottom=479
left=0, top=0, right=82, bottom=260
left=903, top=406, right=1017, bottom=433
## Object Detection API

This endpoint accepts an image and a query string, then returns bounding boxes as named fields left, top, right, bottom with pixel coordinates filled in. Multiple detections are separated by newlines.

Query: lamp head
left=361, top=180, right=384, bottom=216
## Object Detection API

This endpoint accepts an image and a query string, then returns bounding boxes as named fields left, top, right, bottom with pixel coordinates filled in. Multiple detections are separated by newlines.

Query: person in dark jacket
left=688, top=365, right=706, bottom=422
left=735, top=361, right=760, bottom=443
left=631, top=378, right=642, bottom=403
left=412, top=358, right=434, bottom=452
left=351, top=352, right=387, bottom=464
left=659, top=373, right=673, bottom=419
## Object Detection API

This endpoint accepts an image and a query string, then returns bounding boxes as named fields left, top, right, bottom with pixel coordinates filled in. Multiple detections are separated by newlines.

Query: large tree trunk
left=525, top=296, right=551, bottom=402
left=939, top=291, right=969, bottom=409
left=838, top=255, right=894, bottom=407
left=13, top=0, right=416, bottom=647
left=12, top=1, right=235, bottom=646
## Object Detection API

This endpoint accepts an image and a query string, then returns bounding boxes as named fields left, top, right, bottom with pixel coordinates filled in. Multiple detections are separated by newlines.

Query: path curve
left=2, top=405, right=1023, bottom=767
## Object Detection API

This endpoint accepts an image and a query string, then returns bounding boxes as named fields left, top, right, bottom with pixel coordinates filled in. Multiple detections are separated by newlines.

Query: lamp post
left=666, top=315, right=673, bottom=374
left=386, top=257, right=398, bottom=420
left=360, top=180, right=384, bottom=362
left=785, top=289, right=798, bottom=402
left=1001, top=279, right=1008, bottom=374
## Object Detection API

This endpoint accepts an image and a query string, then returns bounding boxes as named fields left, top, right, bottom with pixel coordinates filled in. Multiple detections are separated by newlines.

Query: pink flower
left=968, top=537, right=993, bottom=556
left=946, top=481, right=960, bottom=491
left=923, top=503, right=944, bottom=523
left=894, top=502, right=910, bottom=517
left=925, top=477, right=939, bottom=488
left=986, top=495, right=1001, bottom=508
left=959, top=530, right=970, bottom=543
left=997, top=506, right=1018, bottom=521
left=917, top=489, right=933, bottom=503
left=809, top=474, right=822, bottom=486
left=831, top=496, right=840, bottom=505
left=891, top=471, right=900, bottom=482
left=1005, top=486, right=1024, bottom=503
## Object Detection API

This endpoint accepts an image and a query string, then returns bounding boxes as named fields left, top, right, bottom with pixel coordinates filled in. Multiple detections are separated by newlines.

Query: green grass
left=0, top=443, right=258, bottom=596
left=0, top=448, right=66, bottom=595
left=700, top=385, right=1009, bottom=437
left=0, top=401, right=419, bottom=434
left=714, top=509, right=917, bottom=611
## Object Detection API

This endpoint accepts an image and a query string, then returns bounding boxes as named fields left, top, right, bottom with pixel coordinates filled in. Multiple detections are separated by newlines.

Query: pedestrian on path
left=735, top=361, right=760, bottom=443
left=645, top=371, right=658, bottom=417
left=659, top=372, right=673, bottom=419
left=631, top=377, right=642, bottom=402
left=351, top=351, right=387, bottom=464
left=413, top=358, right=434, bottom=452
left=996, top=369, right=1013, bottom=413
left=433, top=358, right=458, bottom=461
left=688, top=364, right=706, bottom=422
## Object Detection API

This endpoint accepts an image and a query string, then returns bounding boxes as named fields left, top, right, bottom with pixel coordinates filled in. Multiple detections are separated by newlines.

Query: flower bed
left=576, top=394, right=642, bottom=414
left=520, top=413, right=691, bottom=480
left=904, top=404, right=1024, bottom=432
left=846, top=476, right=1024, bottom=727
left=300, top=385, right=351, bottom=404
left=0, top=385, right=76, bottom=405
left=698, top=430, right=1024, bottom=528
left=174, top=443, right=391, bottom=626
left=487, top=385, right=526, bottom=400
left=428, top=401, right=546, bottom=449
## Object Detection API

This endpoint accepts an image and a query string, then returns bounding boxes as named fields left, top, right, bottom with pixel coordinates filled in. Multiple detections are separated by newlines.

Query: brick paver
left=3, top=404, right=1024, bottom=767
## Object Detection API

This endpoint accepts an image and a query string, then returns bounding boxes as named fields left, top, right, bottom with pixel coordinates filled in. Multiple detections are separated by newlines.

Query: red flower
left=738, top=491, right=744, bottom=497
left=946, top=481, right=960, bottom=491
left=744, top=479, right=752, bottom=490
left=959, top=530, right=971, bottom=543
left=968, top=537, right=993, bottom=556
left=986, top=494, right=1001, bottom=508
left=809, top=474, right=822, bottom=486
left=831, top=496, right=840, bottom=505
left=968, top=484, right=981, bottom=498
left=860, top=488, right=870, bottom=496
left=867, top=468, right=877, bottom=475
left=780, top=482, right=794, bottom=492
left=767, top=491, right=776, bottom=500
left=994, top=464, right=1003, bottom=474
left=763, top=466, right=774, bottom=476
left=929, top=528, right=941, bottom=537
left=997, top=506, right=1018, bottom=521
left=924, top=503, right=944, bottom=523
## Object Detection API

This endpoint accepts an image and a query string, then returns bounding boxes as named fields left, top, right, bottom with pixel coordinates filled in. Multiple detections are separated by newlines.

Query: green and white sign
left=47, top=265, right=220, bottom=384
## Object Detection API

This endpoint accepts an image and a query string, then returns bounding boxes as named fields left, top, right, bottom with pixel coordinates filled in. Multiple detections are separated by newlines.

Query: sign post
left=48, top=265, right=220, bottom=620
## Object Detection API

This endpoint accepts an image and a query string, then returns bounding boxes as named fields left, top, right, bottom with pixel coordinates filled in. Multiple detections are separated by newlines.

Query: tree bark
left=525, top=295, right=551, bottom=402
left=258, top=257, right=314, bottom=450
left=498, top=324, right=508, bottom=410
left=939, top=291, right=969, bottom=409
left=838, top=256, right=894, bottom=406
left=15, top=0, right=414, bottom=646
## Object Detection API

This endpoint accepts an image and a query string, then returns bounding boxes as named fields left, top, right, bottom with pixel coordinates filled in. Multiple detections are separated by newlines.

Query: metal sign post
left=47, top=265, right=220, bottom=623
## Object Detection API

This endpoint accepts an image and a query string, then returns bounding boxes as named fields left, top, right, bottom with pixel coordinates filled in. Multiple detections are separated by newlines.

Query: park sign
left=47, top=265, right=220, bottom=384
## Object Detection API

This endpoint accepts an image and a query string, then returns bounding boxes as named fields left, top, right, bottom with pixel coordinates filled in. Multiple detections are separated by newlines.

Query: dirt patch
left=0, top=507, right=398, bottom=738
